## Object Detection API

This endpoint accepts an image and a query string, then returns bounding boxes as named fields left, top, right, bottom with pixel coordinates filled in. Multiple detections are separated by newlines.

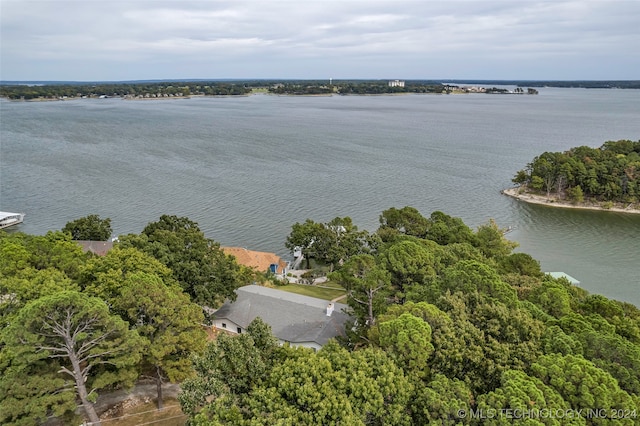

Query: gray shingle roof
left=214, top=285, right=351, bottom=346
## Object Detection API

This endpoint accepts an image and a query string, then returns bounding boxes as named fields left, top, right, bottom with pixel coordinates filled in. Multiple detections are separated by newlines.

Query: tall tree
left=1, top=291, right=142, bottom=425
left=285, top=219, right=328, bottom=269
left=331, top=254, right=391, bottom=336
left=62, top=214, right=112, bottom=241
left=531, top=354, right=639, bottom=420
left=378, top=312, right=434, bottom=379
left=425, top=211, right=476, bottom=246
left=1, top=231, right=88, bottom=282
left=378, top=206, right=430, bottom=241
left=179, top=318, right=277, bottom=417
left=474, top=219, right=518, bottom=259
left=475, top=370, right=577, bottom=426
left=118, top=215, right=246, bottom=308
left=112, top=272, right=206, bottom=410
left=80, top=246, right=174, bottom=299
left=321, top=216, right=376, bottom=269
left=413, top=374, right=473, bottom=425
left=380, top=239, right=439, bottom=299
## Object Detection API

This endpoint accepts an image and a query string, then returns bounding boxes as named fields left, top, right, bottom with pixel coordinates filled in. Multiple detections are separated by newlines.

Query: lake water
left=1, top=88, right=639, bottom=306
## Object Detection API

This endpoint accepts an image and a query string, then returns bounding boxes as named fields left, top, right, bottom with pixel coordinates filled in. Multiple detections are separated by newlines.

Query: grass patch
left=278, top=284, right=346, bottom=301
left=316, top=280, right=346, bottom=289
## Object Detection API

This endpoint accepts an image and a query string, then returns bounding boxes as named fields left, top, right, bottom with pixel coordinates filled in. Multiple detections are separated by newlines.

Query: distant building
left=388, top=80, right=405, bottom=87
left=211, top=285, right=351, bottom=351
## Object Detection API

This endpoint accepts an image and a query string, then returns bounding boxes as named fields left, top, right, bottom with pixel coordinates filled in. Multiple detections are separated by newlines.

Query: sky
left=1, top=0, right=639, bottom=81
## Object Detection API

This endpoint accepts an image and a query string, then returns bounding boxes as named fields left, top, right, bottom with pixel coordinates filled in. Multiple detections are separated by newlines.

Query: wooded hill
left=1, top=210, right=639, bottom=425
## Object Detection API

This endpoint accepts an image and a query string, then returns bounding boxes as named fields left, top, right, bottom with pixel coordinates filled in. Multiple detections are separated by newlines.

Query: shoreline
left=501, top=187, right=640, bottom=215
left=1, top=91, right=534, bottom=102
left=0, top=91, right=474, bottom=102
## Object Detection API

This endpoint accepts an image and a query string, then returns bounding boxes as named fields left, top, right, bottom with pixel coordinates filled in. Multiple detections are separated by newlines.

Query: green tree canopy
left=285, top=218, right=328, bottom=269
left=475, top=369, right=581, bottom=426
left=378, top=312, right=434, bottom=378
left=179, top=318, right=278, bottom=417
left=62, top=214, right=112, bottom=241
left=1, top=291, right=142, bottom=425
left=530, top=354, right=639, bottom=425
left=513, top=140, right=640, bottom=203
left=118, top=215, right=246, bottom=308
left=380, top=239, right=439, bottom=299
left=112, top=272, right=206, bottom=409
left=330, top=254, right=391, bottom=333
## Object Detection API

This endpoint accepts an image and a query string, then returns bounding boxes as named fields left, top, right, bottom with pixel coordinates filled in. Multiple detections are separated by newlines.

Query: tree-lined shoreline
left=2, top=209, right=640, bottom=425
left=502, top=186, right=640, bottom=214
left=510, top=139, right=640, bottom=213
left=6, top=78, right=638, bottom=100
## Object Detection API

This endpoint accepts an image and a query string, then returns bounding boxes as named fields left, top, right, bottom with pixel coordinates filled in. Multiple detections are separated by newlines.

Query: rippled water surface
left=2, top=88, right=639, bottom=305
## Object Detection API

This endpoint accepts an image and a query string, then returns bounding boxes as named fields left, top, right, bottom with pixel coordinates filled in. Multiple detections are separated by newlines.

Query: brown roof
left=222, top=247, right=287, bottom=274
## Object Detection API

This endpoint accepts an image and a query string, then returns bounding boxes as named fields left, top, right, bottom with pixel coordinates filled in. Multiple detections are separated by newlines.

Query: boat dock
left=0, top=211, right=25, bottom=229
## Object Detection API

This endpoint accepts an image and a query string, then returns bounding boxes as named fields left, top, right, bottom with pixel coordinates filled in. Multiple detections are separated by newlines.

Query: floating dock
left=0, top=211, right=25, bottom=229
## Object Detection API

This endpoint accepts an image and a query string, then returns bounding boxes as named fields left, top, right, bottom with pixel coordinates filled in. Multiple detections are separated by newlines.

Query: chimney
left=326, top=303, right=334, bottom=316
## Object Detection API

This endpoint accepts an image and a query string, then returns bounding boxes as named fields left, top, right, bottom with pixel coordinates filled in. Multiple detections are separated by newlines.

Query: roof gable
left=214, top=285, right=350, bottom=346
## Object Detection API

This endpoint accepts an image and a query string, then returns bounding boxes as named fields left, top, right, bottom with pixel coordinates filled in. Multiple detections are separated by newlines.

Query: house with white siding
left=388, top=80, right=405, bottom=87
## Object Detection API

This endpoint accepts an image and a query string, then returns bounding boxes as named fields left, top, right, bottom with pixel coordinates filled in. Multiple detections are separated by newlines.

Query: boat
left=0, top=211, right=25, bottom=229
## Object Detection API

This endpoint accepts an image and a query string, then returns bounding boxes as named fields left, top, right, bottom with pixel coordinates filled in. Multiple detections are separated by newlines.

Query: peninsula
left=508, top=139, right=640, bottom=214
left=502, top=186, right=640, bottom=214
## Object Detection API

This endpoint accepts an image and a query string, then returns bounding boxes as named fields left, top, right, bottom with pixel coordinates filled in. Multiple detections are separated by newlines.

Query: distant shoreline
left=0, top=91, right=531, bottom=102
left=501, top=187, right=640, bottom=214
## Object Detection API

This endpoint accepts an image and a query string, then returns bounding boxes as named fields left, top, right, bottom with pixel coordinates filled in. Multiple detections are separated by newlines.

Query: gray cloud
left=1, top=0, right=638, bottom=80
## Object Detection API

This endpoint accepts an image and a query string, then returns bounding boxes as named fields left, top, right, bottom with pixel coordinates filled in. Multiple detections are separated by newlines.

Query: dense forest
left=0, top=80, right=444, bottom=99
left=512, top=140, right=640, bottom=207
left=1, top=209, right=639, bottom=425
left=0, top=81, right=251, bottom=100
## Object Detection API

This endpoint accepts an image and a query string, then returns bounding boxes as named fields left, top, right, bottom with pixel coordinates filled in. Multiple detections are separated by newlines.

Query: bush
left=601, top=201, right=614, bottom=209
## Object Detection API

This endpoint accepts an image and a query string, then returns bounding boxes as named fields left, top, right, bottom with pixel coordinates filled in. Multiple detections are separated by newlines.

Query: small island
left=505, top=139, right=640, bottom=214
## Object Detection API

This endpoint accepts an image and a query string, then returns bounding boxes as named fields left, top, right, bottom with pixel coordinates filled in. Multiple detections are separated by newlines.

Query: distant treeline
left=0, top=81, right=252, bottom=100
left=269, top=81, right=444, bottom=95
left=513, top=139, right=640, bottom=205
left=0, top=80, right=444, bottom=99
left=509, top=80, right=640, bottom=89
left=2, top=79, right=639, bottom=100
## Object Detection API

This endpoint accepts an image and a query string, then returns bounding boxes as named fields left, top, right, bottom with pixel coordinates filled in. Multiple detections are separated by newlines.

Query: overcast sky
left=1, top=0, right=639, bottom=81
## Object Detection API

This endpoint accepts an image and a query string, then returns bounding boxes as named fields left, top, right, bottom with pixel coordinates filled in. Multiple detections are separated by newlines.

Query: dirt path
left=94, top=381, right=181, bottom=417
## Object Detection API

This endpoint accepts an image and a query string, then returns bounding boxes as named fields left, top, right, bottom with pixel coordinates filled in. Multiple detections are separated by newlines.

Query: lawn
left=278, top=283, right=346, bottom=301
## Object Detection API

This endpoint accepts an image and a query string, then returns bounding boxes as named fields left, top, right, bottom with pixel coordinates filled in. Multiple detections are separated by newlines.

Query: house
left=211, top=285, right=351, bottom=351
left=388, top=80, right=405, bottom=88
left=222, top=247, right=289, bottom=277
